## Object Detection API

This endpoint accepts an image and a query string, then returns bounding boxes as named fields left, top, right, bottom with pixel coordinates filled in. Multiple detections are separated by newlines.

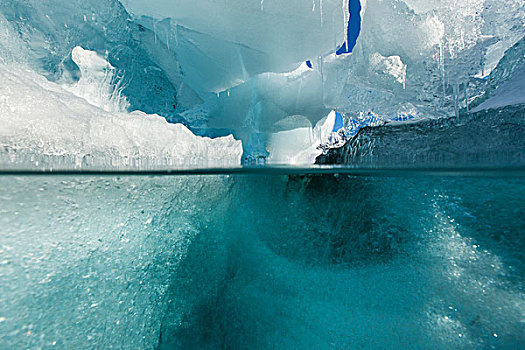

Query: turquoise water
left=0, top=170, right=524, bottom=349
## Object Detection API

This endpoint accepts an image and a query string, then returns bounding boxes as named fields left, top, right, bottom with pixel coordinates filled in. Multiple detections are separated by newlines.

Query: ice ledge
left=471, top=65, right=525, bottom=113
left=0, top=61, right=243, bottom=169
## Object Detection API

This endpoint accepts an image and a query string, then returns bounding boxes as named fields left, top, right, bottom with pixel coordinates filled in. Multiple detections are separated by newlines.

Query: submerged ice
left=1, top=175, right=524, bottom=348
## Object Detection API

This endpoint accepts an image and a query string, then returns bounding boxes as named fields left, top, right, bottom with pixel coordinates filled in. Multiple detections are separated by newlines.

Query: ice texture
left=471, top=65, right=525, bottom=113
left=1, top=175, right=524, bottom=348
left=117, top=0, right=523, bottom=161
left=0, top=1, right=245, bottom=168
left=317, top=104, right=525, bottom=167
left=65, top=46, right=130, bottom=113
left=0, top=0, right=203, bottom=121
left=0, top=175, right=232, bottom=348
left=267, top=110, right=384, bottom=164
left=1, top=0, right=524, bottom=163
left=0, top=57, right=242, bottom=169
left=120, top=0, right=347, bottom=93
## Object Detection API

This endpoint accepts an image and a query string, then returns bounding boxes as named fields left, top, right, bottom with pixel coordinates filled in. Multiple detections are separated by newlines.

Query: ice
left=0, top=2, right=524, bottom=348
left=0, top=0, right=203, bottom=121
left=66, top=47, right=130, bottom=113
left=0, top=57, right=242, bottom=169
left=267, top=111, right=340, bottom=165
left=321, top=0, right=524, bottom=118
left=205, top=62, right=327, bottom=137
left=317, top=104, right=525, bottom=167
left=267, top=127, right=319, bottom=165
left=470, top=38, right=525, bottom=112
left=471, top=65, right=525, bottom=113
left=124, top=0, right=523, bottom=161
left=0, top=175, right=233, bottom=348
left=268, top=110, right=385, bottom=164
left=1, top=175, right=524, bottom=348
left=0, top=13, right=27, bottom=64
left=0, top=0, right=524, bottom=162
left=369, top=53, right=407, bottom=88
left=121, top=0, right=346, bottom=93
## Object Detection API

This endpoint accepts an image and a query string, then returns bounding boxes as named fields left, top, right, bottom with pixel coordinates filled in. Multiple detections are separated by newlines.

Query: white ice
left=65, top=46, right=130, bottom=113
left=472, top=65, right=525, bottom=112
left=1, top=0, right=524, bottom=164
left=0, top=48, right=243, bottom=169
left=120, top=0, right=346, bottom=94
left=267, top=110, right=346, bottom=165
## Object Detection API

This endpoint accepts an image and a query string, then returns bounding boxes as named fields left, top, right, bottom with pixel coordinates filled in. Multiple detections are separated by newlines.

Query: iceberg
left=0, top=50, right=242, bottom=169
left=0, top=1, right=524, bottom=349
left=1, top=0, right=524, bottom=163
left=117, top=0, right=523, bottom=162
left=267, top=110, right=385, bottom=164
left=120, top=0, right=347, bottom=93
left=0, top=0, right=203, bottom=121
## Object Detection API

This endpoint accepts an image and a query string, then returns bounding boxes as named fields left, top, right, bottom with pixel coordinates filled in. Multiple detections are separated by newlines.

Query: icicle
left=403, top=65, right=407, bottom=90
left=237, top=46, right=249, bottom=82
left=260, top=0, right=264, bottom=11
left=440, top=41, right=446, bottom=101
left=318, top=56, right=325, bottom=100
left=453, top=82, right=459, bottom=118
left=320, top=0, right=324, bottom=26
left=333, top=13, right=336, bottom=49
left=312, top=0, right=316, bottom=12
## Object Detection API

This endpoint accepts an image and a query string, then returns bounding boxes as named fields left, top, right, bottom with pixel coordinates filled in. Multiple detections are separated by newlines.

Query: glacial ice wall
left=119, top=0, right=524, bottom=162
left=0, top=0, right=524, bottom=164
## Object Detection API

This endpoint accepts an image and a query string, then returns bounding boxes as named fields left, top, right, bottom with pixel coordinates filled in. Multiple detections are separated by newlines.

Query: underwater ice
left=1, top=175, right=524, bottom=348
